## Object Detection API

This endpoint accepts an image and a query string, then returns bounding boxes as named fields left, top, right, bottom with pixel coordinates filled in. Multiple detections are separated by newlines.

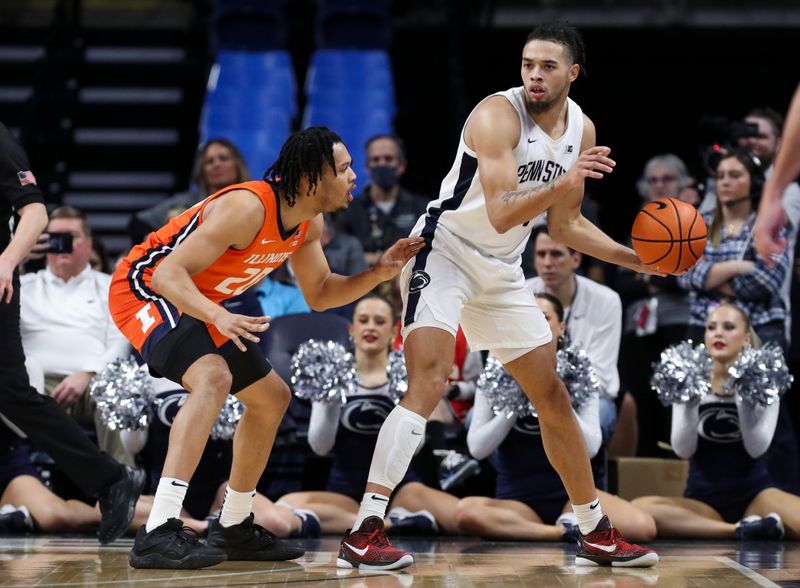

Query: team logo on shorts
left=408, top=270, right=431, bottom=293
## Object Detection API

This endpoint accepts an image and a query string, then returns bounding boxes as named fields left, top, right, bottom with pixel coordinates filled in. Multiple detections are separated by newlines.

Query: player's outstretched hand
left=373, top=237, right=426, bottom=281
left=213, top=311, right=270, bottom=352
left=753, top=182, right=787, bottom=267
left=562, top=146, right=616, bottom=189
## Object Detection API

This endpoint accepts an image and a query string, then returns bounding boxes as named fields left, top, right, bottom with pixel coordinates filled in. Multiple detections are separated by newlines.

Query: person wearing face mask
left=632, top=304, right=800, bottom=540
left=338, top=135, right=430, bottom=266
left=127, top=139, right=250, bottom=244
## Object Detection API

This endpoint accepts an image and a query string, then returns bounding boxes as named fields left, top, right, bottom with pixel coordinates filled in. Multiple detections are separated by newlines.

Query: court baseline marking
left=715, top=556, right=781, bottom=588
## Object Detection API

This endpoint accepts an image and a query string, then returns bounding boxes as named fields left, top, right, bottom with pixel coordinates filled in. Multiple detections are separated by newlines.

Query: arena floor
left=0, top=535, right=798, bottom=587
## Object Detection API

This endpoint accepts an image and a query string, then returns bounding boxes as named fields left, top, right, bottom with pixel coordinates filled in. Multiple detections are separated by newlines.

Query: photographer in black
left=0, top=121, right=144, bottom=542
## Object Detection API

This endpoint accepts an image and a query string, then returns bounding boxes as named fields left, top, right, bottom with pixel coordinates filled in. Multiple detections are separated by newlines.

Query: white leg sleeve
left=367, top=405, right=427, bottom=490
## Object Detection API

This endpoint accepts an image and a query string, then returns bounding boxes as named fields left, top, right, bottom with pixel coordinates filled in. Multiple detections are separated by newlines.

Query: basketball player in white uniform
left=338, top=23, right=660, bottom=570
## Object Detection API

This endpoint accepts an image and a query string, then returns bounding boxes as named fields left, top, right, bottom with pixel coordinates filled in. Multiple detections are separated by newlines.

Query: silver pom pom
left=210, top=395, right=244, bottom=440
left=557, top=346, right=600, bottom=409
left=725, top=343, right=793, bottom=406
left=477, top=356, right=534, bottom=419
left=387, top=350, right=408, bottom=404
left=90, top=356, right=153, bottom=431
left=651, top=341, right=712, bottom=406
left=290, top=339, right=356, bottom=403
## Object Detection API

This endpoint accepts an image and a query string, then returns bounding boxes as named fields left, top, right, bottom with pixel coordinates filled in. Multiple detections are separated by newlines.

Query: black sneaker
left=294, top=508, right=322, bottom=538
left=98, top=465, right=146, bottom=544
left=207, top=513, right=305, bottom=561
left=437, top=450, right=480, bottom=491
left=387, top=507, right=438, bottom=536
left=0, top=505, right=34, bottom=535
left=736, top=513, right=785, bottom=540
left=128, top=518, right=227, bottom=569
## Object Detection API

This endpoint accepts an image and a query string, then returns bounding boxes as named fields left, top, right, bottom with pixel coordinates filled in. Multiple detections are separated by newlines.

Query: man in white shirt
left=526, top=227, right=622, bottom=444
left=20, top=206, right=132, bottom=464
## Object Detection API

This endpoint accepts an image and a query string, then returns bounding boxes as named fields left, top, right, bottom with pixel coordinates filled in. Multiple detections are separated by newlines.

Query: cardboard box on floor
left=613, top=458, right=689, bottom=501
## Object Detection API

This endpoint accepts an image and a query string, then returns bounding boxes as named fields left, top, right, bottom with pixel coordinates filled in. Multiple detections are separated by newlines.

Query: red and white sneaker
left=576, top=516, right=658, bottom=568
left=337, top=516, right=414, bottom=570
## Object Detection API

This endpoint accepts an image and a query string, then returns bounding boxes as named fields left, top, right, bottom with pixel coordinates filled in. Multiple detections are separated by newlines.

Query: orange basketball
left=631, top=197, right=707, bottom=275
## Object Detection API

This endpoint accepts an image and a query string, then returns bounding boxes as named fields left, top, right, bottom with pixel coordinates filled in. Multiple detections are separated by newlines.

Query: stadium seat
left=315, top=0, right=391, bottom=49
left=260, top=312, right=351, bottom=383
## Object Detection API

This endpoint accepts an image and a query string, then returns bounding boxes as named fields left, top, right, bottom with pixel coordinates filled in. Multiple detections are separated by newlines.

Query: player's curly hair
left=526, top=22, right=587, bottom=77
left=264, top=126, right=343, bottom=207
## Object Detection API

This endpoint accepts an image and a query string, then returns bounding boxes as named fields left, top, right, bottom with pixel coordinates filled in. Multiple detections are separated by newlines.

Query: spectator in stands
left=319, top=213, right=367, bottom=319
left=632, top=304, right=800, bottom=540
left=738, top=107, right=800, bottom=338
left=321, top=213, right=366, bottom=276
left=253, top=264, right=310, bottom=319
left=679, top=151, right=788, bottom=349
left=127, top=138, right=249, bottom=243
left=615, top=154, right=693, bottom=458
left=527, top=227, right=622, bottom=449
left=20, top=206, right=133, bottom=465
left=456, top=293, right=656, bottom=544
left=339, top=135, right=429, bottom=266
left=678, top=150, right=798, bottom=494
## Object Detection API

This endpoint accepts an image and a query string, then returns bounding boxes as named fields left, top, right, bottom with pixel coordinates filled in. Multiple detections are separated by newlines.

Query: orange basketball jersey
left=109, top=180, right=310, bottom=351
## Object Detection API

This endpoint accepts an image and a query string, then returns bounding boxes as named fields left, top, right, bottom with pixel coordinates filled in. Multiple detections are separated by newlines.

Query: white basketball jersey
left=413, top=86, right=584, bottom=260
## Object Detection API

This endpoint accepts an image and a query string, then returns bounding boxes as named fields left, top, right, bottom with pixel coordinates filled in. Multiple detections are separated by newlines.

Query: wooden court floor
left=0, top=535, right=798, bottom=587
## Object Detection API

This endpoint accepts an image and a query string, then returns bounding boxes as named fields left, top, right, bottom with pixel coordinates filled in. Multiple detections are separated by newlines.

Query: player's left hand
left=372, top=237, right=426, bottom=280
left=52, top=371, right=94, bottom=407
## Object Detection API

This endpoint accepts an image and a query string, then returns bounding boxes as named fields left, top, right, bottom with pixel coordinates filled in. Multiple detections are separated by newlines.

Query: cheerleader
left=633, top=304, right=799, bottom=539
left=278, top=294, right=461, bottom=535
left=457, top=293, right=656, bottom=548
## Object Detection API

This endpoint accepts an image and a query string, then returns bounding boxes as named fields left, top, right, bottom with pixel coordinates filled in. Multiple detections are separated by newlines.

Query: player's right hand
left=214, top=311, right=270, bottom=352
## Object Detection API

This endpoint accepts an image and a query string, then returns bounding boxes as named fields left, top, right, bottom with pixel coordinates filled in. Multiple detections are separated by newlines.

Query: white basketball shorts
left=400, top=224, right=552, bottom=363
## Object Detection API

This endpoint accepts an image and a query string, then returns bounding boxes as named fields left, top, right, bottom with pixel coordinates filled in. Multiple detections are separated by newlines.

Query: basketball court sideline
left=0, top=535, right=797, bottom=587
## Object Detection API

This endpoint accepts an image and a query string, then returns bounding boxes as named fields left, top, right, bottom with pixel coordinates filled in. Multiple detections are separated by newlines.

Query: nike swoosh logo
left=528, top=138, right=537, bottom=143
left=654, top=201, right=667, bottom=210
left=589, top=500, right=600, bottom=510
left=170, top=481, right=188, bottom=488
left=345, top=542, right=369, bottom=556
left=584, top=541, right=617, bottom=553
left=411, top=430, right=422, bottom=436
left=262, top=239, right=277, bottom=244
left=370, top=494, right=389, bottom=502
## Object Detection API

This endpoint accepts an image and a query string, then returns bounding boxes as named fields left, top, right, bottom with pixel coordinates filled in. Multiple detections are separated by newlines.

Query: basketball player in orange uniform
left=109, top=127, right=424, bottom=569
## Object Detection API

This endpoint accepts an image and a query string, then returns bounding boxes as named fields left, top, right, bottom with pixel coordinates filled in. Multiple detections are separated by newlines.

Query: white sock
left=146, top=477, right=188, bottom=532
left=572, top=497, right=603, bottom=535
left=219, top=486, right=256, bottom=528
left=352, top=492, right=391, bottom=531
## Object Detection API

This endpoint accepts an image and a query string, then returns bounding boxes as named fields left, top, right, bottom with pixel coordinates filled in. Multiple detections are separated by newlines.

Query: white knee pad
left=367, top=405, right=427, bottom=490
